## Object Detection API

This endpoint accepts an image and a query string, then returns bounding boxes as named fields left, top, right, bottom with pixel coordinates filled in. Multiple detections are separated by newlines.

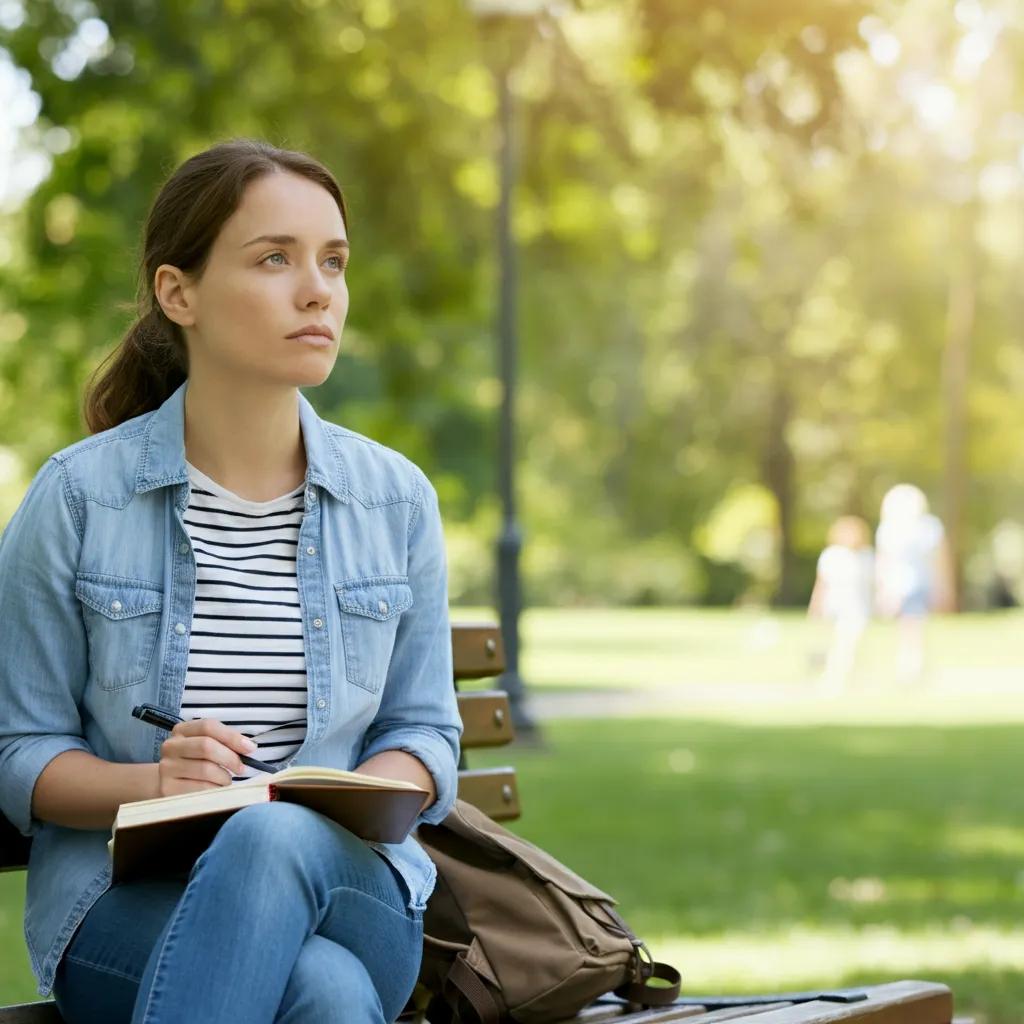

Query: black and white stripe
left=180, top=465, right=309, bottom=779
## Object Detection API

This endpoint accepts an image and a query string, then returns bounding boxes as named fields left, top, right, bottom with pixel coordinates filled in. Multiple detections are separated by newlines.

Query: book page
left=115, top=782, right=269, bottom=828
left=255, top=765, right=424, bottom=791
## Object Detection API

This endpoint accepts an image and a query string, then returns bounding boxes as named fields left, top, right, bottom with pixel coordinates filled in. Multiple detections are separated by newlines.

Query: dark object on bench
left=0, top=624, right=957, bottom=1024
left=0, top=810, right=30, bottom=874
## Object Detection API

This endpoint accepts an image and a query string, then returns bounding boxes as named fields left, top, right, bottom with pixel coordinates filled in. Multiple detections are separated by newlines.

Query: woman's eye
left=264, top=252, right=287, bottom=266
left=324, top=254, right=347, bottom=272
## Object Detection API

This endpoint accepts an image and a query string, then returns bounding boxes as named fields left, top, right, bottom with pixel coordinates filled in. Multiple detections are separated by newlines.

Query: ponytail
left=79, top=138, right=347, bottom=435
left=82, top=306, right=187, bottom=435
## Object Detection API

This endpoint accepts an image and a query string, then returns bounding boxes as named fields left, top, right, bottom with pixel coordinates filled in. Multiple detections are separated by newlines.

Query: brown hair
left=83, top=139, right=347, bottom=434
left=827, top=515, right=872, bottom=550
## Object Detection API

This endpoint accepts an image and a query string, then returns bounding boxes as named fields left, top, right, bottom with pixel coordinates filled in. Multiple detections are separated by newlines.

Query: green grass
left=470, top=716, right=1024, bottom=1024
left=4, top=608, right=1024, bottom=1020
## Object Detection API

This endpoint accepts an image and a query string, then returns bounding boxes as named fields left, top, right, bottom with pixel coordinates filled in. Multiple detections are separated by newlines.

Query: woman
left=0, top=139, right=461, bottom=1023
left=875, top=483, right=954, bottom=682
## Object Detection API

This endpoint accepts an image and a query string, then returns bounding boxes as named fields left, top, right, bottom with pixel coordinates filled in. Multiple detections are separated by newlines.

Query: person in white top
left=875, top=483, right=954, bottom=682
left=809, top=515, right=875, bottom=693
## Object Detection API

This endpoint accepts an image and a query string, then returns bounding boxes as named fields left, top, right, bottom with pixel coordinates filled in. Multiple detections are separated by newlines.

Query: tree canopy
left=1, top=0, right=1022, bottom=609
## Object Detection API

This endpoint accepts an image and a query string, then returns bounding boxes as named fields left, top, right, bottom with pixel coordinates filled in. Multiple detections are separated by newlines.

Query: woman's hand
left=157, top=718, right=258, bottom=797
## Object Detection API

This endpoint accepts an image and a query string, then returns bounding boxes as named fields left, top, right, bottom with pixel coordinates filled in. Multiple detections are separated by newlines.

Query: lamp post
left=467, top=0, right=555, bottom=736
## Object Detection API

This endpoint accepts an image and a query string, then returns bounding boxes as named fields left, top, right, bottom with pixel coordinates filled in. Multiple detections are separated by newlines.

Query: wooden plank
left=676, top=1006, right=791, bottom=1023
left=0, top=813, right=30, bottom=873
left=452, top=623, right=505, bottom=681
left=711, top=982, right=951, bottom=1024
left=457, top=691, right=514, bottom=749
left=0, top=1002, right=64, bottom=1023
left=457, top=767, right=520, bottom=820
left=567, top=1003, right=708, bottom=1024
left=553, top=1000, right=792, bottom=1024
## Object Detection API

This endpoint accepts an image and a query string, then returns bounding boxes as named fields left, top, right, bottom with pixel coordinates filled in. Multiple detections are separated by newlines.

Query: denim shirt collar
left=134, top=383, right=350, bottom=503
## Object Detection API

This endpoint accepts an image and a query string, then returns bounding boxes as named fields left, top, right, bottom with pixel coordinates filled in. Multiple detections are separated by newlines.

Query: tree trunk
left=762, top=377, right=798, bottom=606
left=941, top=199, right=978, bottom=611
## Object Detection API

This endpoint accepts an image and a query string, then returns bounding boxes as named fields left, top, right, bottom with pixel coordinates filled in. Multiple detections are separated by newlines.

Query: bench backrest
left=0, top=622, right=515, bottom=873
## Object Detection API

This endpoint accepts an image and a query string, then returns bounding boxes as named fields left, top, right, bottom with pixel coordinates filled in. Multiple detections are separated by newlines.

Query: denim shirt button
left=174, top=622, right=187, bottom=635
left=179, top=542, right=190, bottom=555
left=306, top=546, right=316, bottom=556
left=316, top=698, right=327, bottom=709
left=378, top=600, right=388, bottom=614
left=313, top=618, right=324, bottom=629
left=109, top=600, right=121, bottom=613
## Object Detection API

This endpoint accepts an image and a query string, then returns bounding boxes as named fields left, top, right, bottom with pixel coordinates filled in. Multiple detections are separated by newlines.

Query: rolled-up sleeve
left=358, top=470, right=461, bottom=825
left=0, top=459, right=91, bottom=835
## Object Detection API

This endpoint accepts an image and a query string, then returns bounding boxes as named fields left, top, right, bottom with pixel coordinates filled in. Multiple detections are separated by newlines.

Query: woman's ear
left=154, top=265, right=197, bottom=329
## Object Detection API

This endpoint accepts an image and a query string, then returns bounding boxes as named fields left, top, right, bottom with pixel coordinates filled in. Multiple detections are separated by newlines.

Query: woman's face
left=175, top=171, right=349, bottom=389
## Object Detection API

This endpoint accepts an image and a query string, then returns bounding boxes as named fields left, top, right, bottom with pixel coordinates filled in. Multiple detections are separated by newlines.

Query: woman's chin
left=281, top=352, right=339, bottom=388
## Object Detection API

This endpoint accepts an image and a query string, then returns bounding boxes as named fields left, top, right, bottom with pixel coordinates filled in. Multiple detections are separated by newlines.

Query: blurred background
left=3, top=0, right=1024, bottom=1020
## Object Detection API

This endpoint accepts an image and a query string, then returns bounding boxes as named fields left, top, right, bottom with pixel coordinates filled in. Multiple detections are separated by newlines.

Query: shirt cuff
left=359, top=726, right=458, bottom=826
left=0, top=734, right=93, bottom=836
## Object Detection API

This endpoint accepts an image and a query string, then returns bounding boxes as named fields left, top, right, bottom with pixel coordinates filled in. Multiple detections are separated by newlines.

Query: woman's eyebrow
left=242, top=233, right=350, bottom=249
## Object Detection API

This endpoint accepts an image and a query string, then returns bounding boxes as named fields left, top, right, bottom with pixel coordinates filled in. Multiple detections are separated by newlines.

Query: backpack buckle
left=633, top=939, right=654, bottom=980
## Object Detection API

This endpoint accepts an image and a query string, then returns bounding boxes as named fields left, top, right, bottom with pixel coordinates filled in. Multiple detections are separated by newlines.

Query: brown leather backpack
left=414, top=799, right=681, bottom=1024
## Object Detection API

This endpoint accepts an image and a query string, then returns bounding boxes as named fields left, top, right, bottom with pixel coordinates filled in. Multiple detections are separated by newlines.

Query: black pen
left=132, top=703, right=280, bottom=775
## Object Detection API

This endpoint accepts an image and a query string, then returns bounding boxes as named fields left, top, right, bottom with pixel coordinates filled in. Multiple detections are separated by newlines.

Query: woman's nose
left=298, top=266, right=333, bottom=308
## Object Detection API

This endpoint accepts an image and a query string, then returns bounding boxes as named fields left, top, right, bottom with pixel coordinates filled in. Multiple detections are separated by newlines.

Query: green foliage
left=1, top=1, right=1022, bottom=606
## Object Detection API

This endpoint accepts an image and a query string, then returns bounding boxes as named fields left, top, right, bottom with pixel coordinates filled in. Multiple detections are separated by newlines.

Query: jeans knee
left=281, top=936, right=384, bottom=1024
left=208, top=802, right=342, bottom=869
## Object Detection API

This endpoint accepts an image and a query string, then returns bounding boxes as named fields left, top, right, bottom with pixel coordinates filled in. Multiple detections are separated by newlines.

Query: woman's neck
left=183, top=377, right=307, bottom=502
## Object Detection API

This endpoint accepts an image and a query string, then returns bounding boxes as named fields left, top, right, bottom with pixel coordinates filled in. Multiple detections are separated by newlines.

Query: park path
left=522, top=667, right=1024, bottom=722
left=525, top=684, right=803, bottom=720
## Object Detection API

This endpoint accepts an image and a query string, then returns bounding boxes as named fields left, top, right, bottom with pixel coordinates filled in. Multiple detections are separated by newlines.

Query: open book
left=109, top=766, right=429, bottom=884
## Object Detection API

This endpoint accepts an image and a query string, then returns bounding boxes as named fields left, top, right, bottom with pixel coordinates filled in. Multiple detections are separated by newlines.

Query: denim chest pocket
left=75, top=574, right=164, bottom=690
left=335, top=577, right=413, bottom=694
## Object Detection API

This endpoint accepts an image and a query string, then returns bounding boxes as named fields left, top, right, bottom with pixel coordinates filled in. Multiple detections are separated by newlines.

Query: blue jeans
left=53, top=803, right=424, bottom=1023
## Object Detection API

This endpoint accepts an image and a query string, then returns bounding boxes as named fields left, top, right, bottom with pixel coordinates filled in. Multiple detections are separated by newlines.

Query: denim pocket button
left=335, top=578, right=413, bottom=694
left=75, top=573, right=164, bottom=689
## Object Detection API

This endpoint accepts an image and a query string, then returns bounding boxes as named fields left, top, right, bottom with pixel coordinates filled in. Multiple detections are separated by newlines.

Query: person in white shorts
left=809, top=516, right=875, bottom=693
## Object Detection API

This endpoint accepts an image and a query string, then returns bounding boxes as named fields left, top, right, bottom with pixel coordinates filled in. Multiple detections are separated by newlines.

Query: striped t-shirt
left=179, top=464, right=309, bottom=779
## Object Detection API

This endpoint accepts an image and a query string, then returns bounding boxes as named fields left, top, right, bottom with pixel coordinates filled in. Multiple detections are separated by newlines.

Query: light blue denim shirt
left=0, top=383, right=462, bottom=996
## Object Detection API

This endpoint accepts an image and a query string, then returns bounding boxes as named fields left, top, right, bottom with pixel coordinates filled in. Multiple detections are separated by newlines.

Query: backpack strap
left=614, top=960, right=683, bottom=1007
left=443, top=953, right=502, bottom=1024
left=599, top=904, right=682, bottom=1008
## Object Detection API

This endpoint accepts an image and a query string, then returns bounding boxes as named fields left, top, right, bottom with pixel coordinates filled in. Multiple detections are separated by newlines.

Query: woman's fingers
left=173, top=717, right=257, bottom=755
left=158, top=718, right=259, bottom=787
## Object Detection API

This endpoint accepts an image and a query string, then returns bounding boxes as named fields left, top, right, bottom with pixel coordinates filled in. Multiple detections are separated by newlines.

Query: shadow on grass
left=473, top=718, right=1024, bottom=936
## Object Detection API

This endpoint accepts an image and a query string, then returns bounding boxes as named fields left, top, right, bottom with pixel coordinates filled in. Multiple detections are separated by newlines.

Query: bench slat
left=457, top=691, right=514, bottom=749
left=452, top=623, right=506, bottom=681
left=456, top=767, right=520, bottom=820
left=701, top=982, right=952, bottom=1023
left=0, top=1001, right=63, bottom=1023
left=567, top=1004, right=710, bottom=1023
left=677, top=1007, right=792, bottom=1022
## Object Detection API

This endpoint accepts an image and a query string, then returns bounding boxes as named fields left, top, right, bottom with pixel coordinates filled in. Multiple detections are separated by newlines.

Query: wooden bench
left=0, top=623, right=956, bottom=1024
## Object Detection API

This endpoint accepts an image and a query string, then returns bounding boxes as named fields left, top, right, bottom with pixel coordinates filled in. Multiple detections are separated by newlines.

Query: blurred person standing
left=808, top=516, right=875, bottom=694
left=875, top=484, right=955, bottom=683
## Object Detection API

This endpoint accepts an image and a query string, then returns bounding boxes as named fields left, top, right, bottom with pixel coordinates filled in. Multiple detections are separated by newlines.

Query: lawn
left=3, top=608, right=1024, bottom=1021
left=470, top=714, right=1024, bottom=1024
left=504, top=606, right=1024, bottom=691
